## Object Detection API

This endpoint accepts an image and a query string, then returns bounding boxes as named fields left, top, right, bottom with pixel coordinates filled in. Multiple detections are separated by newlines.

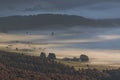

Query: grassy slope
left=0, top=50, right=120, bottom=80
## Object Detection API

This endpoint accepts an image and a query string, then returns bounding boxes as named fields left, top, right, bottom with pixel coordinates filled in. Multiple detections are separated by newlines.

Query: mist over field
left=0, top=0, right=120, bottom=65
left=0, top=26, right=119, bottom=65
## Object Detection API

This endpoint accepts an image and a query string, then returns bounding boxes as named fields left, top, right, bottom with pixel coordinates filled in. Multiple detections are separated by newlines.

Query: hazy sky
left=0, top=0, right=120, bottom=19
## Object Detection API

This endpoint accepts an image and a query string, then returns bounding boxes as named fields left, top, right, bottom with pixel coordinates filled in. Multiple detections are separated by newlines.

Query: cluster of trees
left=40, top=52, right=56, bottom=60
left=0, top=51, right=120, bottom=80
left=63, top=54, right=89, bottom=62
left=40, top=52, right=89, bottom=62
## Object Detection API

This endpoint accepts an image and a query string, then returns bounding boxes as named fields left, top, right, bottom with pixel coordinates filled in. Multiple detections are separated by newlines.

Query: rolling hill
left=0, top=14, right=120, bottom=31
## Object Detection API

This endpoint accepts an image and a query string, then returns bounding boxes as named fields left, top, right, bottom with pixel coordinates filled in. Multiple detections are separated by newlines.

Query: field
left=0, top=44, right=119, bottom=71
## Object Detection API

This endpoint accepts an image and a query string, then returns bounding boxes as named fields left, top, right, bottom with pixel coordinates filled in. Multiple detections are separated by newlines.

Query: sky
left=0, top=0, right=120, bottom=19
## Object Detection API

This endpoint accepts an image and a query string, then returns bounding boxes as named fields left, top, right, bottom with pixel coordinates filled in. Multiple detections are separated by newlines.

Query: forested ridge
left=0, top=14, right=119, bottom=31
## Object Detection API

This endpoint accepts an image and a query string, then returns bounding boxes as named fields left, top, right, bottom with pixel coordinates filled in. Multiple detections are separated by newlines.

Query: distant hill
left=0, top=14, right=120, bottom=31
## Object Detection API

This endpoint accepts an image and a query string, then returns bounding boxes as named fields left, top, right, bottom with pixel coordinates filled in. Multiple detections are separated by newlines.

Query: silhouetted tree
left=48, top=53, right=56, bottom=60
left=80, top=54, right=89, bottom=62
left=40, top=52, right=46, bottom=59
